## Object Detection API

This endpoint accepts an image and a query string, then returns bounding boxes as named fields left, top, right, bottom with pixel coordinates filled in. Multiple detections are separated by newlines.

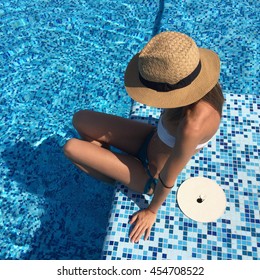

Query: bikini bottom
left=137, top=129, right=158, bottom=195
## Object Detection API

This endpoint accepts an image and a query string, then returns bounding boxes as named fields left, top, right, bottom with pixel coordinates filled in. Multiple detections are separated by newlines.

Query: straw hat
left=124, top=31, right=220, bottom=108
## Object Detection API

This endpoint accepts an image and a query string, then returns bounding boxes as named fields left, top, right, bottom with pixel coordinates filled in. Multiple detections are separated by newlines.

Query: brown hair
left=163, top=83, right=225, bottom=122
left=200, top=83, right=225, bottom=116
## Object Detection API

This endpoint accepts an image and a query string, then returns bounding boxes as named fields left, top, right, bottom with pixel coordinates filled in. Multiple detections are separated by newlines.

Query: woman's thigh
left=72, top=110, right=154, bottom=156
left=64, top=138, right=149, bottom=193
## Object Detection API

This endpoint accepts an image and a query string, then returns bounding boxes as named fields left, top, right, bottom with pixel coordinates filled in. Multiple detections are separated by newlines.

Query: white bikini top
left=157, top=115, right=211, bottom=150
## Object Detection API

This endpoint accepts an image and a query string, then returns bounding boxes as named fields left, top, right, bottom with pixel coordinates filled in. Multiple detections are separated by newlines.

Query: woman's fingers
left=144, top=227, right=152, bottom=241
left=129, top=220, right=142, bottom=241
left=129, top=217, right=149, bottom=243
left=129, top=216, right=137, bottom=225
left=129, top=214, right=138, bottom=225
left=130, top=224, right=146, bottom=243
left=129, top=209, right=156, bottom=242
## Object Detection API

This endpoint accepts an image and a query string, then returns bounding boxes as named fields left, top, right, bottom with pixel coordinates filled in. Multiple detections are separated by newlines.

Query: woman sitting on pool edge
left=63, top=31, right=225, bottom=243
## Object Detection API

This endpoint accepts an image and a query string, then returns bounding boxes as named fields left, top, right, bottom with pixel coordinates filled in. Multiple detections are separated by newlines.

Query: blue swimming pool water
left=0, top=0, right=159, bottom=259
left=0, top=0, right=259, bottom=260
left=161, top=0, right=259, bottom=95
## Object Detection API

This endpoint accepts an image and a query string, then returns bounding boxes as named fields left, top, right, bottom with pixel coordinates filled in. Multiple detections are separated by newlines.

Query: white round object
left=177, top=177, right=226, bottom=223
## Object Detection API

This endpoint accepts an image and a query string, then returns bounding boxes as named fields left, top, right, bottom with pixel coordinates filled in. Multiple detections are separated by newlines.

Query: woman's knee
left=72, top=110, right=88, bottom=130
left=63, top=138, right=78, bottom=159
left=72, top=110, right=107, bottom=143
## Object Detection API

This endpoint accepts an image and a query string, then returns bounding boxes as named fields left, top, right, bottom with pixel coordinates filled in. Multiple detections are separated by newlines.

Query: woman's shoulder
left=182, top=100, right=221, bottom=138
left=162, top=100, right=221, bottom=136
left=192, top=99, right=221, bottom=123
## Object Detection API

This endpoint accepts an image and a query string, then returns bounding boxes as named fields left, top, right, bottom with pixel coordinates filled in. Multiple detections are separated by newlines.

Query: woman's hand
left=129, top=208, right=157, bottom=243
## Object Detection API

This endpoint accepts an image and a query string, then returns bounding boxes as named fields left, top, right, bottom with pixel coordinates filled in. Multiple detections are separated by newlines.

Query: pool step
left=102, top=93, right=260, bottom=260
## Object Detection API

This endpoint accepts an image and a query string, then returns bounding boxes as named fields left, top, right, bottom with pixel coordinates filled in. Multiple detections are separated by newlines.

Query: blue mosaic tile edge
left=102, top=93, right=260, bottom=260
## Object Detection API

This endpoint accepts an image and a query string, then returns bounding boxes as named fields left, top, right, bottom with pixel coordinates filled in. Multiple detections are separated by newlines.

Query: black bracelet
left=158, top=174, right=173, bottom=189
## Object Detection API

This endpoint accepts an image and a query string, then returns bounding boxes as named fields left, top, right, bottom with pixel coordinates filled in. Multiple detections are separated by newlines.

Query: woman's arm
left=148, top=118, right=202, bottom=213
left=129, top=118, right=202, bottom=242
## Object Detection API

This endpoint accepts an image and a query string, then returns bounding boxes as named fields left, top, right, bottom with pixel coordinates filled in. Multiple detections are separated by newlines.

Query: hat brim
left=124, top=48, right=220, bottom=108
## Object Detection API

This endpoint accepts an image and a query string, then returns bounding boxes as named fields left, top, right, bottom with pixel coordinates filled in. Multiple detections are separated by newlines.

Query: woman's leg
left=64, top=138, right=151, bottom=193
left=72, top=110, right=154, bottom=155
left=63, top=110, right=155, bottom=192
